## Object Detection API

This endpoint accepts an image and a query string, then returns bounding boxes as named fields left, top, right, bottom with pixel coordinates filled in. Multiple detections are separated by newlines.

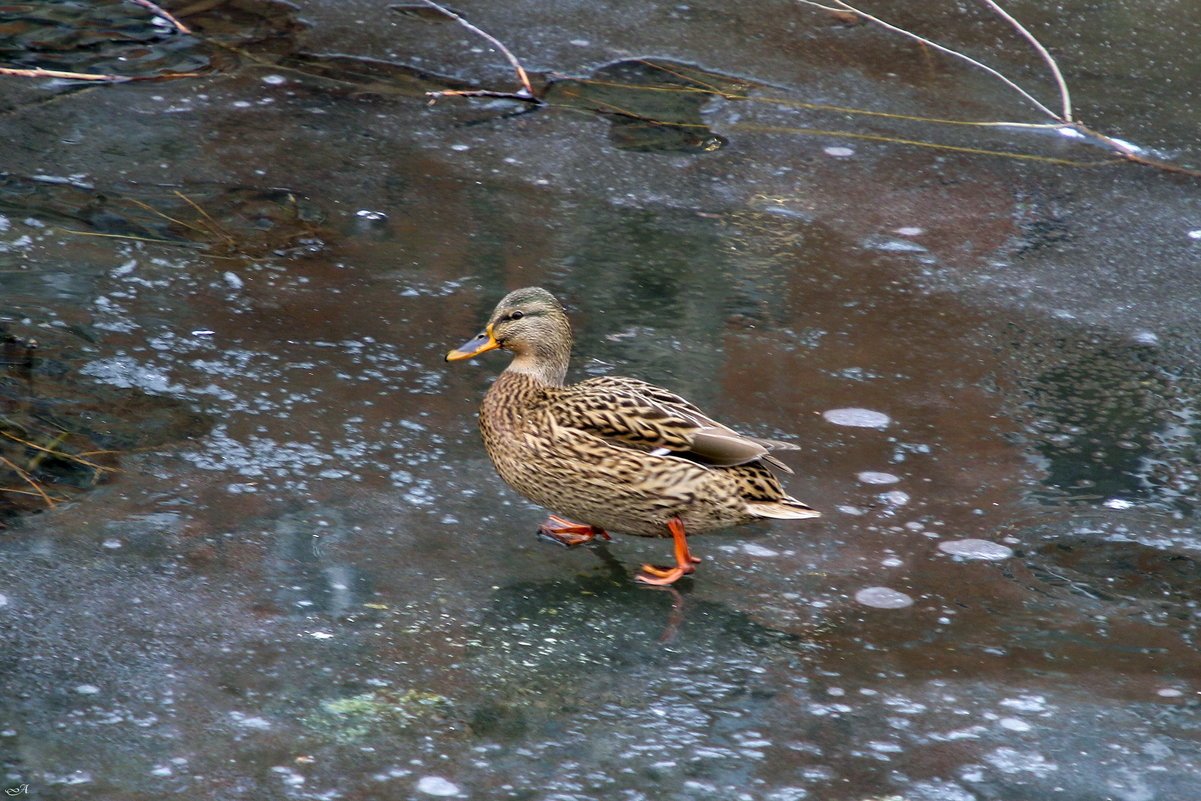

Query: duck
left=445, top=286, right=820, bottom=585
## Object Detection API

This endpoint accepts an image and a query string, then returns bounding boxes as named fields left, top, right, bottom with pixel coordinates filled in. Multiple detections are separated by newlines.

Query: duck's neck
left=504, top=343, right=570, bottom=387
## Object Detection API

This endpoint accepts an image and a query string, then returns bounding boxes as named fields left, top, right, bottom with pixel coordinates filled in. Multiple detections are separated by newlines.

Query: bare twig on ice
left=796, top=0, right=1066, bottom=123
left=796, top=0, right=1201, bottom=177
left=408, top=1, right=542, bottom=103
left=126, top=0, right=193, bottom=34
left=979, top=0, right=1071, bottom=121
left=0, top=66, right=131, bottom=82
left=0, top=65, right=202, bottom=83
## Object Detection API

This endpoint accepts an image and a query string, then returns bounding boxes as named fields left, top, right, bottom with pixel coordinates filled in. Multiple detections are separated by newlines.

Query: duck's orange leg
left=537, top=515, right=611, bottom=547
left=636, top=517, right=701, bottom=585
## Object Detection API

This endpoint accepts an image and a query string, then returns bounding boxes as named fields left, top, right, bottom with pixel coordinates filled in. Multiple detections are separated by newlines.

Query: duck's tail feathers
left=760, top=453, right=794, bottom=474
left=747, top=498, right=821, bottom=520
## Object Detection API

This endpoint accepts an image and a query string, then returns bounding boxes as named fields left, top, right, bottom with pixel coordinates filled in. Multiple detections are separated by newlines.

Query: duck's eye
left=509, top=311, right=524, bottom=320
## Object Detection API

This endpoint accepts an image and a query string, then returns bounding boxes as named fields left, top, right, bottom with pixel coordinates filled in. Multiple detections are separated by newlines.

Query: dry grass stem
left=0, top=430, right=115, bottom=475
left=124, top=196, right=211, bottom=236
left=173, top=190, right=236, bottom=243
left=55, top=229, right=195, bottom=246
left=0, top=455, right=61, bottom=508
left=733, top=124, right=1115, bottom=166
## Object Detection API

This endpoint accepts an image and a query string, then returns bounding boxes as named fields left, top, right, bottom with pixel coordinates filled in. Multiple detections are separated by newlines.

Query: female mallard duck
left=446, top=287, right=820, bottom=585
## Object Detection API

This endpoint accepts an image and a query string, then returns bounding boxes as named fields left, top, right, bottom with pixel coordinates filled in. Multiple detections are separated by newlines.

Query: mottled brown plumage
left=446, top=286, right=820, bottom=584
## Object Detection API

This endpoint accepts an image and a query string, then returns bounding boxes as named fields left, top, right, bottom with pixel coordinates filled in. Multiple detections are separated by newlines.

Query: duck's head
left=445, top=287, right=572, bottom=383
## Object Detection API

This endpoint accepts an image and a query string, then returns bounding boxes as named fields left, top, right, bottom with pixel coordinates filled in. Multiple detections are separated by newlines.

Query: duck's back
left=477, top=372, right=815, bottom=538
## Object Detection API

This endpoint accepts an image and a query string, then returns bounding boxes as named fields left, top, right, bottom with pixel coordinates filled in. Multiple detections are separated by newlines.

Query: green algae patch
left=304, top=689, right=455, bottom=742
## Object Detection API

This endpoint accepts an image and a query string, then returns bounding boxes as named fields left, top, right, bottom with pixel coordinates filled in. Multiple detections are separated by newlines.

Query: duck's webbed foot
left=537, top=515, right=611, bottom=547
left=635, top=518, right=701, bottom=585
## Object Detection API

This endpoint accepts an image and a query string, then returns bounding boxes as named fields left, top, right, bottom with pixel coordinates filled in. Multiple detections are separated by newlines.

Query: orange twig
left=0, top=66, right=131, bottom=82
left=415, top=1, right=538, bottom=100
left=0, top=66, right=203, bottom=83
left=127, top=0, right=193, bottom=34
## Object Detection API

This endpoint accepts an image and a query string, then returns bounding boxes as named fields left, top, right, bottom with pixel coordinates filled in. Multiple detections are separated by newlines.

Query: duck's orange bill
left=445, top=325, right=499, bottom=361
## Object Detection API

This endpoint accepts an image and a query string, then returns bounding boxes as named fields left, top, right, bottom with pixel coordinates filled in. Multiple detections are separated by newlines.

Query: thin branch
left=0, top=66, right=203, bottom=83
left=791, top=3, right=1201, bottom=175
left=415, top=1, right=537, bottom=99
left=0, top=487, right=59, bottom=500
left=54, top=228, right=199, bottom=246
left=796, top=0, right=1064, bottom=121
left=425, top=88, right=542, bottom=105
left=0, top=66, right=132, bottom=83
left=979, top=0, right=1071, bottom=120
left=1076, top=124, right=1201, bottom=178
left=123, top=196, right=210, bottom=235
left=127, top=0, right=193, bottom=34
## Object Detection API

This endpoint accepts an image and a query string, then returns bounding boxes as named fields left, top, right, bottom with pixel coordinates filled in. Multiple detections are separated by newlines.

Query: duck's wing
left=550, top=376, right=797, bottom=473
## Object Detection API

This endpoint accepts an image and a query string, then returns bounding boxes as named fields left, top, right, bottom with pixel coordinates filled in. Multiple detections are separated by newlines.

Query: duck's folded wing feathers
left=552, top=376, right=796, bottom=472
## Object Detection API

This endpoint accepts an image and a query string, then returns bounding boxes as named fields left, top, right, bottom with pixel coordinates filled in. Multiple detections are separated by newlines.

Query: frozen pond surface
left=3, top=1, right=1201, bottom=799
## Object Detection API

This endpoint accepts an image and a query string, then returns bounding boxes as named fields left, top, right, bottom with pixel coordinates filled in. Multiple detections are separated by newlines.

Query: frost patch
left=81, top=356, right=183, bottom=395
left=984, top=746, right=1057, bottom=776
left=186, top=428, right=333, bottom=477
left=937, top=539, right=1014, bottom=560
